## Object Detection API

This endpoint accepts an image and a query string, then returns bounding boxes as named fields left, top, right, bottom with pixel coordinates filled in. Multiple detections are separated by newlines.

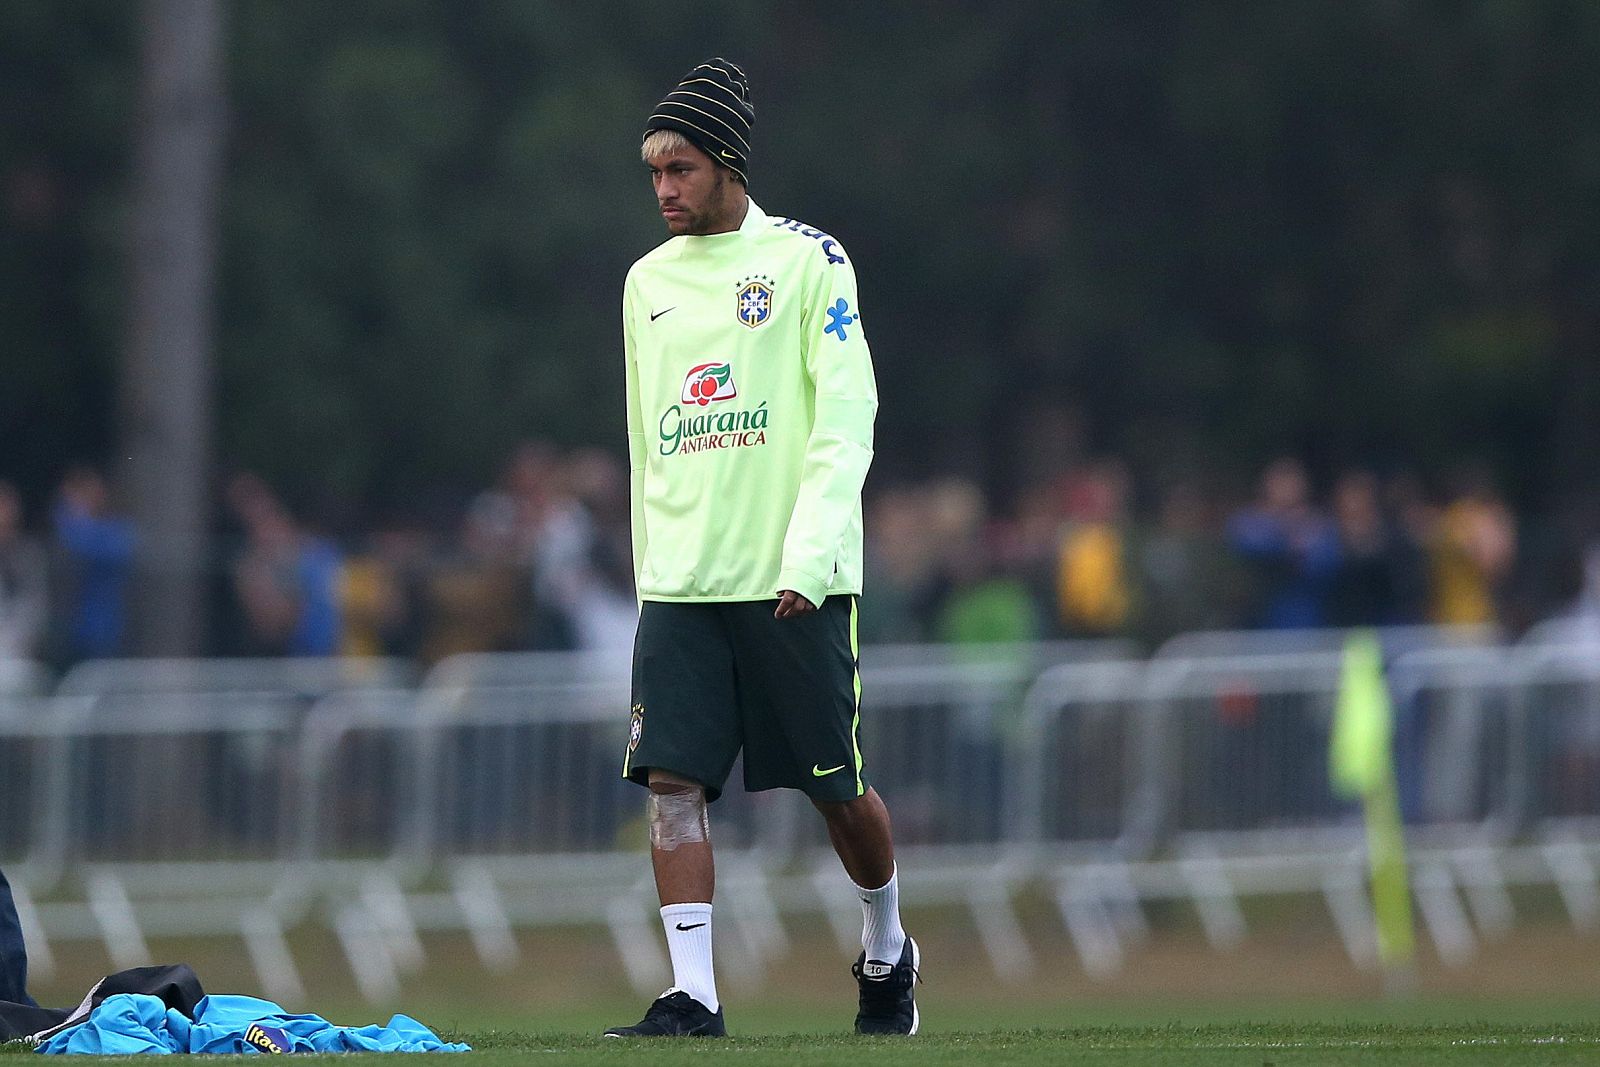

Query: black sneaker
left=852, top=936, right=920, bottom=1035
left=603, top=989, right=726, bottom=1038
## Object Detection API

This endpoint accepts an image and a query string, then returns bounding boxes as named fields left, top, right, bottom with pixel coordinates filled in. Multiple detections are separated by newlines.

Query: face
left=647, top=143, right=739, bottom=235
left=1262, top=458, right=1308, bottom=513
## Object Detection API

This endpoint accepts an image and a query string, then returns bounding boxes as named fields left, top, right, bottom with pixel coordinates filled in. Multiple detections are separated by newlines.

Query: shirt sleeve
left=623, top=273, right=648, bottom=599
left=777, top=246, right=878, bottom=607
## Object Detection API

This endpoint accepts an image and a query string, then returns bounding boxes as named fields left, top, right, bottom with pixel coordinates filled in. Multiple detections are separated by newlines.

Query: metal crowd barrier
left=2, top=626, right=1599, bottom=1002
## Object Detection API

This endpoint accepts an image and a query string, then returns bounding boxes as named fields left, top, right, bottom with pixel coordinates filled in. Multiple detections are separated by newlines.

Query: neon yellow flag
left=1331, top=630, right=1392, bottom=797
left=1330, top=629, right=1415, bottom=970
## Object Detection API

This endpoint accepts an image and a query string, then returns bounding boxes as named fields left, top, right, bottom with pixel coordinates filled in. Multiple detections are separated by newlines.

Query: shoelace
left=649, top=993, right=693, bottom=1017
left=853, top=959, right=917, bottom=1000
left=644, top=991, right=713, bottom=1027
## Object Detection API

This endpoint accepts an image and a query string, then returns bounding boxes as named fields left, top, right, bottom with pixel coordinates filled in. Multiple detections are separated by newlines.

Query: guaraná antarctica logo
left=661, top=361, right=769, bottom=456
left=680, top=361, right=738, bottom=406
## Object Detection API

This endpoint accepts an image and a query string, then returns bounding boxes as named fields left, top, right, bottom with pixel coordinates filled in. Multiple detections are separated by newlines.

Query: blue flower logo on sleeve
left=823, top=298, right=857, bottom=341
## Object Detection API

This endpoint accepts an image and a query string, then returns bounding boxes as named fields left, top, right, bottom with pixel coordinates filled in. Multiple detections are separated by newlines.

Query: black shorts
left=622, top=596, right=867, bottom=803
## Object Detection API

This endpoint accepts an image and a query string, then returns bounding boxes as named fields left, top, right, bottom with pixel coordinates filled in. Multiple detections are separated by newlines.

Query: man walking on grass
left=605, top=58, right=917, bottom=1038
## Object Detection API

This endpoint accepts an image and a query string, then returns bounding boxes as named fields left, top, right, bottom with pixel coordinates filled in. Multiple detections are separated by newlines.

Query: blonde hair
left=641, top=128, right=694, bottom=162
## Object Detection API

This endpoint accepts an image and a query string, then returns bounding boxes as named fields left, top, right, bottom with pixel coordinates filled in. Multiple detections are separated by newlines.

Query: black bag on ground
left=0, top=963, right=205, bottom=1042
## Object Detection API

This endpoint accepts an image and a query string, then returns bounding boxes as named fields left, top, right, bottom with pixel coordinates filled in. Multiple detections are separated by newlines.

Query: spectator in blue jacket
left=51, top=467, right=135, bottom=664
left=226, top=474, right=342, bottom=657
left=1227, top=457, right=1342, bottom=629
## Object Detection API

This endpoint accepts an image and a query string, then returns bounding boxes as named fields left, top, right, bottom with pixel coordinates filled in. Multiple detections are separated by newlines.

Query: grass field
left=5, top=901, right=1600, bottom=1062
left=8, top=1001, right=1600, bottom=1063
left=9, top=1021, right=1600, bottom=1064
left=447, top=1023, right=1600, bottom=1065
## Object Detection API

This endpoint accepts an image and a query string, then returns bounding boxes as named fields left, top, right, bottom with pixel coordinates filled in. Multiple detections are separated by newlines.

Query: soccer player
left=0, top=865, right=34, bottom=1006
left=604, top=59, right=917, bottom=1038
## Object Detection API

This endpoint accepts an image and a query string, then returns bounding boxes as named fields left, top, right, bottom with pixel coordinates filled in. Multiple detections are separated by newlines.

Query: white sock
left=660, top=903, right=718, bottom=1012
left=855, top=866, right=907, bottom=965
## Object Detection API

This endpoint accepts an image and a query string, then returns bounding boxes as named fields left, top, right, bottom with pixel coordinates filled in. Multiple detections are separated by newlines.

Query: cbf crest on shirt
left=736, top=274, right=775, bottom=328
left=622, top=198, right=877, bottom=610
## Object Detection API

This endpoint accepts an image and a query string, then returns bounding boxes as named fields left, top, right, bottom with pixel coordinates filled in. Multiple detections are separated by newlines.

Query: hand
left=774, top=590, right=816, bottom=618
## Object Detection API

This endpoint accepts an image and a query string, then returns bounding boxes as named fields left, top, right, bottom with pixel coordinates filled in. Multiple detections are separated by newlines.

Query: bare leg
left=813, top=786, right=895, bottom=889
left=648, top=769, right=714, bottom=905
left=603, top=770, right=723, bottom=1032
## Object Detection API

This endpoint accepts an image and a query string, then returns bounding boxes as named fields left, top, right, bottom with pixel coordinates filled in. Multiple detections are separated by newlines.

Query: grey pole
left=120, top=0, right=226, bottom=655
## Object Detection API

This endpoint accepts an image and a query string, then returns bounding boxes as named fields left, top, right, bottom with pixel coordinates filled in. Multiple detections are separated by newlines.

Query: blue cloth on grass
left=36, top=993, right=469, bottom=1055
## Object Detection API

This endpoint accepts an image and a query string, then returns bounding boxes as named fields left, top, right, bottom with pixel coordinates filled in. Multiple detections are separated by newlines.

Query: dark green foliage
left=3, top=2, right=1597, bottom=513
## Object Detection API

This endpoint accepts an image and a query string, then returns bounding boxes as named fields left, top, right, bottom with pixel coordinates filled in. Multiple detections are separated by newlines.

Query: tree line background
left=4, top=0, right=1598, bottom=526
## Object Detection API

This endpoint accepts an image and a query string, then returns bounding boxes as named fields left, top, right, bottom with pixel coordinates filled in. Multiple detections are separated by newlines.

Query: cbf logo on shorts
left=736, top=274, right=775, bottom=328
left=629, top=704, right=645, bottom=752
left=681, top=362, right=738, bottom=406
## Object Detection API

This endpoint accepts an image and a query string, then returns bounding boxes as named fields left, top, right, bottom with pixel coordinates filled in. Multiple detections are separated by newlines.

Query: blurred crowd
left=862, top=457, right=1559, bottom=649
left=0, top=444, right=634, bottom=669
left=1, top=447, right=1596, bottom=671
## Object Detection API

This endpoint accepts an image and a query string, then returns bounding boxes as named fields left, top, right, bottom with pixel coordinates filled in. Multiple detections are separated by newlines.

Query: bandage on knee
left=648, top=786, right=710, bottom=850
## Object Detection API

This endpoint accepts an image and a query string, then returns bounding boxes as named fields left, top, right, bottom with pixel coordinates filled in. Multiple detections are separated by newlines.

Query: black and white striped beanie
left=645, top=58, right=754, bottom=184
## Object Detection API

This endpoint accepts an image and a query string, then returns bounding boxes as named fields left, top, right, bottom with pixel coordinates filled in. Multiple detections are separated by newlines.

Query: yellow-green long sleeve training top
left=623, top=198, right=878, bottom=608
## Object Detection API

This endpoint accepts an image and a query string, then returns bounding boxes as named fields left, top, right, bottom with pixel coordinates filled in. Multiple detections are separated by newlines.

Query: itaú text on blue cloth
left=36, top=993, right=470, bottom=1055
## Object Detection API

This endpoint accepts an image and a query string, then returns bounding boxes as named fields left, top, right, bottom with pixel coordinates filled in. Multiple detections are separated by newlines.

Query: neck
left=703, top=193, right=748, bottom=235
